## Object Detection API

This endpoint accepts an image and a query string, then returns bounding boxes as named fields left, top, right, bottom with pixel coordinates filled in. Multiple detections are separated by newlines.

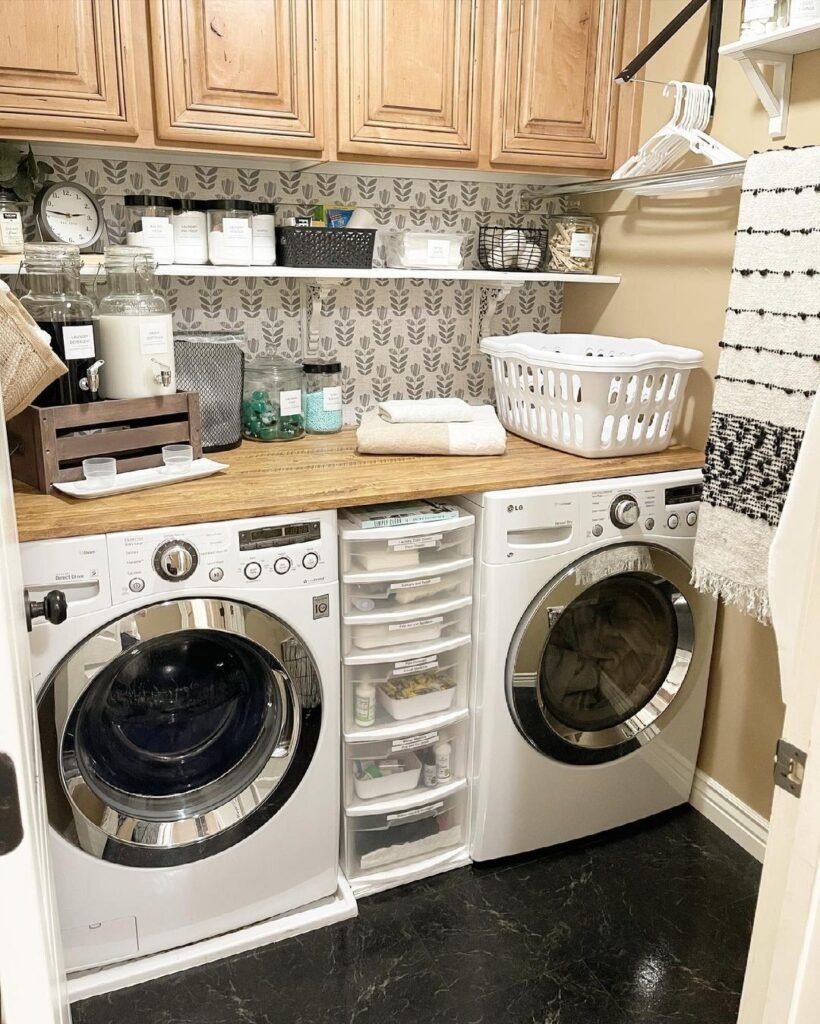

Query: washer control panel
left=106, top=511, right=338, bottom=604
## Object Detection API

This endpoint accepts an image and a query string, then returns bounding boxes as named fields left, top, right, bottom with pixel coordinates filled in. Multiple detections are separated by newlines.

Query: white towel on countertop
left=358, top=405, right=507, bottom=456
left=377, top=398, right=473, bottom=423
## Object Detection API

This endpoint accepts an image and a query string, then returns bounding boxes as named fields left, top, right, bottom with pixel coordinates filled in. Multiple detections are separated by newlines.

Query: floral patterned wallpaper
left=32, top=152, right=564, bottom=419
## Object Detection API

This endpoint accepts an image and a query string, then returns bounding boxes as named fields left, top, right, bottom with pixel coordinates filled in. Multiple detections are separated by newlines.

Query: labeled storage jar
left=251, top=202, right=277, bottom=265
left=19, top=243, right=99, bottom=406
left=548, top=203, right=599, bottom=275
left=172, top=198, right=208, bottom=265
left=242, top=356, right=304, bottom=441
left=125, top=195, right=175, bottom=264
left=96, top=245, right=176, bottom=400
left=207, top=200, right=253, bottom=265
left=0, top=189, right=24, bottom=255
left=303, top=360, right=343, bottom=434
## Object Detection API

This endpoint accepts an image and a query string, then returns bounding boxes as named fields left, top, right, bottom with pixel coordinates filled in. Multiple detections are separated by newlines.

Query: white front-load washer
left=461, top=469, right=716, bottom=862
left=22, top=510, right=340, bottom=972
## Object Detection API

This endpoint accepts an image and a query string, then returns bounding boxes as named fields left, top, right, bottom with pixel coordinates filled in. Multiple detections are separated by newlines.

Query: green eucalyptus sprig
left=0, top=141, right=53, bottom=202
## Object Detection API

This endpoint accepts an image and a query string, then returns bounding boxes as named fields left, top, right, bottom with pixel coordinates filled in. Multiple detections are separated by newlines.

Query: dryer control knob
left=154, top=540, right=198, bottom=582
left=610, top=495, right=640, bottom=529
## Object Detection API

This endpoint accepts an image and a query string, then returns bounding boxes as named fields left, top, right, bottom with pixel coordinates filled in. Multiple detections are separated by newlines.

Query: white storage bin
left=481, top=332, right=703, bottom=458
left=344, top=598, right=471, bottom=654
left=343, top=559, right=472, bottom=617
left=343, top=636, right=471, bottom=734
left=384, top=231, right=466, bottom=270
left=345, top=721, right=464, bottom=805
left=343, top=791, right=466, bottom=877
left=340, top=514, right=474, bottom=575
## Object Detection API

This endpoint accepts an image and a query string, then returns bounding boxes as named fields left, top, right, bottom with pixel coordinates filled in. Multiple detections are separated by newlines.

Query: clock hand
left=50, top=210, right=84, bottom=218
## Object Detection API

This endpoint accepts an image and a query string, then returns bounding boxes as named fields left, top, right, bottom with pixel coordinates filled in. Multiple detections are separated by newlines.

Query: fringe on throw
left=690, top=565, right=771, bottom=624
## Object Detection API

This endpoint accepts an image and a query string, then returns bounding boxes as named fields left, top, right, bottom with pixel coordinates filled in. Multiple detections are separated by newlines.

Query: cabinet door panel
left=338, top=0, right=480, bottom=162
left=491, top=0, right=626, bottom=169
left=150, top=0, right=324, bottom=152
left=0, top=0, right=137, bottom=136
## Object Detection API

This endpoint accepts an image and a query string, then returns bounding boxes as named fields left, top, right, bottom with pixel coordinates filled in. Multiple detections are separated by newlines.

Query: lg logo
left=507, top=503, right=523, bottom=513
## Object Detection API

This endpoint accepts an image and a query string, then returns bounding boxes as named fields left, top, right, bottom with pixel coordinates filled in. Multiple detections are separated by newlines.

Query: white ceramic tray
left=53, top=458, right=228, bottom=499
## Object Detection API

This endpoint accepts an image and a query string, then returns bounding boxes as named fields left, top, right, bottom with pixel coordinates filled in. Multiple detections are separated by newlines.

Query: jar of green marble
left=242, top=357, right=304, bottom=442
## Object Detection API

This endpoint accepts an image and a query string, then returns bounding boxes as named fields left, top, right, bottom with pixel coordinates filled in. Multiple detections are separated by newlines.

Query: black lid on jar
left=208, top=199, right=253, bottom=211
left=253, top=201, right=276, bottom=214
left=303, top=360, right=342, bottom=374
left=175, top=197, right=207, bottom=212
left=124, top=195, right=174, bottom=207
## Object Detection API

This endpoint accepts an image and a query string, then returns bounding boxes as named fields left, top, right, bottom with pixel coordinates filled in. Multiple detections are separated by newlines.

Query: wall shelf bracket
left=474, top=283, right=521, bottom=341
left=735, top=49, right=793, bottom=139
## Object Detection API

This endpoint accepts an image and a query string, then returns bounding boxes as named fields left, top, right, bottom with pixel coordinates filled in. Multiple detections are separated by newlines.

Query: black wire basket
left=276, top=227, right=376, bottom=269
left=478, top=227, right=548, bottom=272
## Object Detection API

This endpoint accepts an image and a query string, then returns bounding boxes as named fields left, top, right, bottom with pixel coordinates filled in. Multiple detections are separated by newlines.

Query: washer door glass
left=508, top=545, right=695, bottom=765
left=39, top=598, right=322, bottom=867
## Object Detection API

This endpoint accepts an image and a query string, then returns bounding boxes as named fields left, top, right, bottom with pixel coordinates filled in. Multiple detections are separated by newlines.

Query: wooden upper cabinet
left=489, top=0, right=638, bottom=170
left=337, top=0, right=481, bottom=163
left=148, top=0, right=326, bottom=153
left=0, top=0, right=138, bottom=137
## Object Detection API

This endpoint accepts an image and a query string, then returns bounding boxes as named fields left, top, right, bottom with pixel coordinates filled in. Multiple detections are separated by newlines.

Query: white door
left=0, top=402, right=69, bottom=1024
left=739, top=393, right=820, bottom=1024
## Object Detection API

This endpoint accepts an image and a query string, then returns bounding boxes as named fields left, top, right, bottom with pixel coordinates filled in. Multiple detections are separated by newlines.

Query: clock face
left=40, top=184, right=102, bottom=248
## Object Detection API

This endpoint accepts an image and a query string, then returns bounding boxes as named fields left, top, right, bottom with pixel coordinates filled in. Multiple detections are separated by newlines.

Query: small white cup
left=162, top=444, right=194, bottom=474
left=82, top=457, right=117, bottom=490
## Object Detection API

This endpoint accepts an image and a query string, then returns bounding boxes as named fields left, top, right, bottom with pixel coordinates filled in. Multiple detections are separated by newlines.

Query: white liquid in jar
left=97, top=313, right=176, bottom=399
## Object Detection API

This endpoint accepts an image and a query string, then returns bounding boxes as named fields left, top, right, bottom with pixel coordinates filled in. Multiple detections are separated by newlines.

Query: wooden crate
left=7, top=393, right=203, bottom=494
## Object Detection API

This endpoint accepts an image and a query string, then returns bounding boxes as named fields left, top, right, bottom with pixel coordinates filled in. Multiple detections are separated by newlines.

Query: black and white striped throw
left=692, top=146, right=820, bottom=623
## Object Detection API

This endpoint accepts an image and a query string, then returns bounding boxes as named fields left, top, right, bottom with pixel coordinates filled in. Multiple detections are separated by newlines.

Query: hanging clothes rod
left=538, top=160, right=746, bottom=198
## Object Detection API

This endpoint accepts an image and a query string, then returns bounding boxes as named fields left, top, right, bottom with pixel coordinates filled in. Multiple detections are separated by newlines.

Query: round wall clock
left=33, top=182, right=105, bottom=251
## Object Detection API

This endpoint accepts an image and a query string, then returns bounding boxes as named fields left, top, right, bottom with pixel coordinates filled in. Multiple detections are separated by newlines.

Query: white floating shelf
left=0, top=260, right=620, bottom=285
left=719, top=21, right=820, bottom=138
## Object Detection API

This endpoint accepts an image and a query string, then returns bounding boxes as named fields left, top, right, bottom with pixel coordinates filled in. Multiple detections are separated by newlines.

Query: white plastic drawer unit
left=339, top=512, right=475, bottom=576
left=344, top=720, right=466, bottom=808
left=342, top=558, right=473, bottom=618
left=342, top=790, right=467, bottom=878
left=343, top=597, right=472, bottom=654
left=343, top=637, right=471, bottom=736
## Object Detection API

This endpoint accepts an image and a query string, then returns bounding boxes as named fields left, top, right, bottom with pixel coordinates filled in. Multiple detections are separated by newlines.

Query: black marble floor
left=72, top=807, right=760, bottom=1024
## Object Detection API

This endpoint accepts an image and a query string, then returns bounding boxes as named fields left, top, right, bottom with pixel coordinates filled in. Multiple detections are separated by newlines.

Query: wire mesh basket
left=173, top=332, right=245, bottom=452
left=276, top=227, right=376, bottom=269
left=478, top=227, right=548, bottom=272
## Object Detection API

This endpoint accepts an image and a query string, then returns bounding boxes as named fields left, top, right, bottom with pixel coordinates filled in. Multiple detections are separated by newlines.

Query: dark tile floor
left=72, top=807, right=760, bottom=1024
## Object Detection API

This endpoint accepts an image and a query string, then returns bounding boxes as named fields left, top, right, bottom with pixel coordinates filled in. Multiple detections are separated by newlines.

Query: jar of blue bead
left=303, top=361, right=343, bottom=434
left=242, top=357, right=304, bottom=442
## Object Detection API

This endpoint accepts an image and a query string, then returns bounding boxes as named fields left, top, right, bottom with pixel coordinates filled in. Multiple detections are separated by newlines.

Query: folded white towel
left=378, top=398, right=473, bottom=424
left=358, top=405, right=507, bottom=456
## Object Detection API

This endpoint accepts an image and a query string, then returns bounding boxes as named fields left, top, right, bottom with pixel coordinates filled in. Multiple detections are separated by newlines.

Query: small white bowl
left=162, top=444, right=194, bottom=474
left=82, top=457, right=117, bottom=490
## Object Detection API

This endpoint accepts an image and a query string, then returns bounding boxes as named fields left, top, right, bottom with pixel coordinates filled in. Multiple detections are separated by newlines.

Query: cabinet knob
left=25, top=589, right=67, bottom=633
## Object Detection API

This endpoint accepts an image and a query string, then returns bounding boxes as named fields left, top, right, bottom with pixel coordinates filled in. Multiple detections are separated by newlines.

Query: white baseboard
left=690, top=769, right=769, bottom=863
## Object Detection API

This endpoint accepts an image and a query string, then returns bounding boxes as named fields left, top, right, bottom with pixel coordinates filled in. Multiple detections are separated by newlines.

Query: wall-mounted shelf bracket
left=473, top=283, right=522, bottom=341
left=302, top=282, right=335, bottom=359
left=735, top=50, right=793, bottom=139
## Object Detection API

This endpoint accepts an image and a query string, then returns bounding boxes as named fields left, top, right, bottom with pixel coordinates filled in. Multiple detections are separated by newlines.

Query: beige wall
left=562, top=0, right=820, bottom=818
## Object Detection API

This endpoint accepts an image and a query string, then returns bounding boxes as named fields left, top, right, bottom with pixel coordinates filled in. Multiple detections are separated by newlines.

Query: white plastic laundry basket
left=480, top=333, right=703, bottom=458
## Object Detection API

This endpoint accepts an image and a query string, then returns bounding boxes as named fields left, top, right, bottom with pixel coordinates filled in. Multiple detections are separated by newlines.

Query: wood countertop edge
left=13, top=433, right=705, bottom=543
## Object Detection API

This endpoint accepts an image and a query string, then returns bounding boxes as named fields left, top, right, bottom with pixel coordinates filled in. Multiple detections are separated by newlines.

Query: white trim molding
left=690, top=769, right=769, bottom=863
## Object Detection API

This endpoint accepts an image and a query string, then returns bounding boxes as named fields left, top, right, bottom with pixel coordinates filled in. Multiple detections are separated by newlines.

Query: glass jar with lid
left=303, top=361, right=343, bottom=434
left=0, top=188, right=24, bottom=255
left=96, top=245, right=176, bottom=400
left=251, top=202, right=277, bottom=266
left=547, top=202, right=599, bottom=275
left=125, top=195, right=175, bottom=264
left=19, top=243, right=99, bottom=406
left=207, top=200, right=253, bottom=265
left=172, top=198, right=208, bottom=265
left=242, top=356, right=304, bottom=441
left=741, top=0, right=789, bottom=36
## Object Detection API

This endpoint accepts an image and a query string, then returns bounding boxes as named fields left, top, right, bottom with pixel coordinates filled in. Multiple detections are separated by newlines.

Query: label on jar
left=394, top=655, right=439, bottom=676
left=252, top=217, right=275, bottom=239
left=0, top=210, right=23, bottom=248
left=569, top=232, right=594, bottom=259
left=138, top=316, right=172, bottom=355
left=323, top=385, right=342, bottom=411
left=222, top=217, right=253, bottom=245
left=426, top=239, right=451, bottom=262
left=387, top=801, right=443, bottom=823
left=388, top=615, right=443, bottom=633
left=391, top=731, right=439, bottom=753
left=62, top=323, right=96, bottom=359
left=390, top=576, right=441, bottom=591
left=279, top=388, right=302, bottom=415
left=743, top=0, right=776, bottom=17
left=388, top=534, right=442, bottom=551
left=789, top=0, right=820, bottom=20
left=176, top=220, right=204, bottom=238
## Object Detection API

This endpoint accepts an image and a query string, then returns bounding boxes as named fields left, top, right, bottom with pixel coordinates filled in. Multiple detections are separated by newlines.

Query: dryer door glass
left=508, top=545, right=695, bottom=766
left=38, top=598, right=323, bottom=867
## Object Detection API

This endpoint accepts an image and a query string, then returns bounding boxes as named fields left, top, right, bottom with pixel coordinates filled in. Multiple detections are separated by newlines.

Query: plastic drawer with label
left=340, top=514, right=474, bottom=576
left=342, top=559, right=473, bottom=618
left=344, top=720, right=466, bottom=807
left=343, top=598, right=472, bottom=655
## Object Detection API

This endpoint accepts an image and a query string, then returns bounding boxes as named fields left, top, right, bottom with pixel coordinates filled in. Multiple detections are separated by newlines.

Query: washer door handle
left=24, top=588, right=67, bottom=633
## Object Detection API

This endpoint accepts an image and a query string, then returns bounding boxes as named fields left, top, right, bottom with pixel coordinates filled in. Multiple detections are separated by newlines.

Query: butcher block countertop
left=14, top=429, right=704, bottom=543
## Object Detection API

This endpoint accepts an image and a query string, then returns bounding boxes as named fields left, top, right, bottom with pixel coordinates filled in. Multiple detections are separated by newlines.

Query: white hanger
left=613, top=81, right=742, bottom=182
